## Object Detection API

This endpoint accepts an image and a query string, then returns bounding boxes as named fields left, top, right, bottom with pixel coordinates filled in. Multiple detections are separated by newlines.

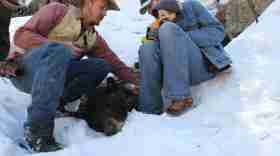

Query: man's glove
left=0, top=60, right=24, bottom=77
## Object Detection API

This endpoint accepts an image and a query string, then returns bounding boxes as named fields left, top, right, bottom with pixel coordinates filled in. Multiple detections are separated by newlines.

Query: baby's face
left=158, top=9, right=177, bottom=22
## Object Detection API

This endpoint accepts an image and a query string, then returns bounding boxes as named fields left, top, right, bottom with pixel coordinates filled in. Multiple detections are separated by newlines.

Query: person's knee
left=158, top=22, right=195, bottom=50
left=158, top=22, right=182, bottom=39
left=40, top=43, right=71, bottom=62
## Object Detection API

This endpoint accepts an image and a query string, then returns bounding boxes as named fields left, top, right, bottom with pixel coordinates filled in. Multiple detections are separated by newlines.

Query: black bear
left=59, top=77, right=138, bottom=136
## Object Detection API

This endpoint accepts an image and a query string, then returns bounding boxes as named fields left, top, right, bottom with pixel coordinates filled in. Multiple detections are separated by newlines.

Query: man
left=137, top=0, right=232, bottom=115
left=0, top=0, right=26, bottom=77
left=6, top=0, right=138, bottom=152
left=0, top=0, right=23, bottom=60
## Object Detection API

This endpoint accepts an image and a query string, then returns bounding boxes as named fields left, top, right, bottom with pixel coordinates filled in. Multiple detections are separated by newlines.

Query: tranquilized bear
left=59, top=77, right=138, bottom=136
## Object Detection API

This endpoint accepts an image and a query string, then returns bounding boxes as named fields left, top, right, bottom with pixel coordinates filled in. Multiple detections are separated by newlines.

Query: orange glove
left=149, top=19, right=161, bottom=31
left=146, top=19, right=162, bottom=41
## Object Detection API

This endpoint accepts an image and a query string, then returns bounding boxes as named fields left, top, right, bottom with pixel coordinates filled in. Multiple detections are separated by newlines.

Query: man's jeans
left=138, top=22, right=215, bottom=114
left=10, top=43, right=112, bottom=137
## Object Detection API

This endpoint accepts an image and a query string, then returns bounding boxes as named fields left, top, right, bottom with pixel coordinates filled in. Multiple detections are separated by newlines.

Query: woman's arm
left=187, top=0, right=225, bottom=47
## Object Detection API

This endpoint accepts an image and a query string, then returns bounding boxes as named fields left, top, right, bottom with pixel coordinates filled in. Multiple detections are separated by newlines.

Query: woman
left=137, top=0, right=232, bottom=115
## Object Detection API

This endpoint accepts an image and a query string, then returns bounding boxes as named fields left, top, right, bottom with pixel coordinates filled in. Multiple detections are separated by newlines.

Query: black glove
left=146, top=27, right=159, bottom=41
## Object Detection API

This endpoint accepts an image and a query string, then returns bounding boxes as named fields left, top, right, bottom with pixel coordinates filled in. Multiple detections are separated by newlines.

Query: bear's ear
left=106, top=77, right=117, bottom=92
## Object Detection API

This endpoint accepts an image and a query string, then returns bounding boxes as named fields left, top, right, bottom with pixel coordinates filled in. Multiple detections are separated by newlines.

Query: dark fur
left=66, top=77, right=137, bottom=136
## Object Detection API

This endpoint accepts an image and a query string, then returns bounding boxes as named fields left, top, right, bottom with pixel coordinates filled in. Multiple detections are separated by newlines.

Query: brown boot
left=166, top=97, right=193, bottom=115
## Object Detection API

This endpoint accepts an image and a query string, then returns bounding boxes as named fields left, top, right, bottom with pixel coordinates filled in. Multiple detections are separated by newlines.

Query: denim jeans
left=10, top=43, right=111, bottom=137
left=137, top=22, right=215, bottom=114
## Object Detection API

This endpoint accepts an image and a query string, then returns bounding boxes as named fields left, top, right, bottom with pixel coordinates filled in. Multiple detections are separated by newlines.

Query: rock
left=216, top=0, right=274, bottom=39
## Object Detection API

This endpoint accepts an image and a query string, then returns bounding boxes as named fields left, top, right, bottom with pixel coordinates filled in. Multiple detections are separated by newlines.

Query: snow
left=1, top=0, right=280, bottom=155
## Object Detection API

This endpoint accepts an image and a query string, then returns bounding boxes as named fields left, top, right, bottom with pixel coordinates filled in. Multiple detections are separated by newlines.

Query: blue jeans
left=10, top=43, right=111, bottom=136
left=137, top=22, right=215, bottom=114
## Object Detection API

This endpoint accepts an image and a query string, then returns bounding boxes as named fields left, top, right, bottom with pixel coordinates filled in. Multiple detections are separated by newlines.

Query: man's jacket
left=12, top=2, right=135, bottom=83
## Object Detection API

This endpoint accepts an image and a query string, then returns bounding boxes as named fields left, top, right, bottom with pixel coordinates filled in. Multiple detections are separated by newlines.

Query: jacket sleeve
left=88, top=32, right=137, bottom=84
left=14, top=3, right=66, bottom=49
left=0, top=32, right=10, bottom=60
left=187, top=0, right=225, bottom=47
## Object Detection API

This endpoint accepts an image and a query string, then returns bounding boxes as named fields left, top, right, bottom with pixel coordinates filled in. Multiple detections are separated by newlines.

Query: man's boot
left=23, top=126, right=63, bottom=152
left=165, top=97, right=193, bottom=115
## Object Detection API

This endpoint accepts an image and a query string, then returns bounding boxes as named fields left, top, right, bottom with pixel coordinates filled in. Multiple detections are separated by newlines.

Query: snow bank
left=1, top=0, right=280, bottom=156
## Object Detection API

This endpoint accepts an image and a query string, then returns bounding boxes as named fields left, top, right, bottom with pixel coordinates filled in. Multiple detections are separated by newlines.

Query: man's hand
left=123, top=83, right=139, bottom=95
left=0, top=60, right=24, bottom=77
left=124, top=69, right=140, bottom=95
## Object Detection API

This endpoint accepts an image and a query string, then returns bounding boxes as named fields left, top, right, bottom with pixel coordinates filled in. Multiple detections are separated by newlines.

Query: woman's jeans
left=10, top=43, right=112, bottom=137
left=138, top=22, right=215, bottom=114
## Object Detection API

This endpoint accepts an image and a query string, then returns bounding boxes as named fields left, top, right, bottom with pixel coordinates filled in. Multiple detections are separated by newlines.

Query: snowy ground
left=1, top=0, right=280, bottom=156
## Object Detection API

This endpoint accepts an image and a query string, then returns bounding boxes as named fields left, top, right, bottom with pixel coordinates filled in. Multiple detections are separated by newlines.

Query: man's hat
left=139, top=0, right=152, bottom=14
left=107, top=0, right=120, bottom=11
